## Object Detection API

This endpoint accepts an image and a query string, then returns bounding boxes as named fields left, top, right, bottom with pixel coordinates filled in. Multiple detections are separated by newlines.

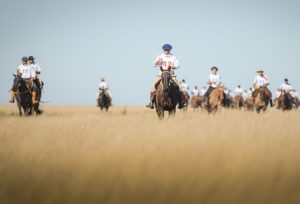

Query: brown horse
left=233, top=95, right=244, bottom=109
left=244, top=97, right=254, bottom=111
left=191, top=96, right=203, bottom=111
left=154, top=71, right=179, bottom=119
left=182, top=92, right=190, bottom=111
left=278, top=91, right=292, bottom=111
left=253, top=86, right=270, bottom=113
left=207, top=85, right=224, bottom=113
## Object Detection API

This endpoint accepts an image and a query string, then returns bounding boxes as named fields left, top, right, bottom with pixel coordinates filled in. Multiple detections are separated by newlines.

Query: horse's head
left=161, top=71, right=171, bottom=93
left=217, top=85, right=225, bottom=100
left=12, top=74, right=21, bottom=91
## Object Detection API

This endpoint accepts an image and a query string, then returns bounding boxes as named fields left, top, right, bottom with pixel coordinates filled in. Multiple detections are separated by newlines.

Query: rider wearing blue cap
left=147, top=44, right=184, bottom=109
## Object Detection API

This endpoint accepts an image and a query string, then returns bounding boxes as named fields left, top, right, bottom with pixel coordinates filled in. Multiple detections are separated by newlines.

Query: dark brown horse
left=12, top=74, right=42, bottom=116
left=154, top=71, right=179, bottom=119
left=278, top=91, right=292, bottom=111
left=97, top=90, right=111, bottom=112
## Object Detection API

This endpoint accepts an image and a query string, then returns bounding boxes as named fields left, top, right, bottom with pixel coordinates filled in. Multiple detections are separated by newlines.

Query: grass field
left=0, top=104, right=300, bottom=204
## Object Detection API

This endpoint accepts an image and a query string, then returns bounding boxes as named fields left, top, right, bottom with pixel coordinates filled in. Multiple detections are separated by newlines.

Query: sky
left=0, top=0, right=299, bottom=105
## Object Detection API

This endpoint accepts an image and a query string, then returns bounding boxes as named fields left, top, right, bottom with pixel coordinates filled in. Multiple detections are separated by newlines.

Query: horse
left=233, top=95, right=244, bottom=109
left=97, top=89, right=111, bottom=111
left=182, top=92, right=190, bottom=111
left=244, top=97, right=254, bottom=111
left=190, top=96, right=203, bottom=112
left=253, top=86, right=270, bottom=113
left=278, top=91, right=293, bottom=111
left=154, top=70, right=179, bottom=119
left=12, top=74, right=42, bottom=116
left=206, top=85, right=224, bottom=113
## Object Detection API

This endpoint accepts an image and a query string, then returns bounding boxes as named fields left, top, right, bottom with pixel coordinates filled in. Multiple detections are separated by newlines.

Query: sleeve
left=253, top=77, right=257, bottom=84
left=173, top=56, right=180, bottom=69
left=153, top=55, right=162, bottom=66
left=31, top=67, right=36, bottom=78
left=36, top=64, right=41, bottom=72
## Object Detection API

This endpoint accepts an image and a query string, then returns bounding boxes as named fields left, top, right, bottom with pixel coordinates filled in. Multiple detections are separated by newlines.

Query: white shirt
left=17, top=64, right=35, bottom=79
left=99, top=81, right=109, bottom=90
left=275, top=90, right=282, bottom=98
left=30, top=63, right=42, bottom=76
left=291, top=91, right=298, bottom=98
left=234, top=87, right=244, bottom=96
left=247, top=90, right=252, bottom=98
left=253, top=75, right=269, bottom=88
left=200, top=88, right=207, bottom=96
left=153, top=53, right=180, bottom=76
left=208, top=74, right=221, bottom=88
left=191, top=89, right=199, bottom=96
left=280, top=83, right=293, bottom=92
left=181, top=82, right=189, bottom=92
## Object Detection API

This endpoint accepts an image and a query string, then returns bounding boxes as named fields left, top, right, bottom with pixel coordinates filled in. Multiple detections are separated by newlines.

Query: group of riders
left=9, top=44, right=299, bottom=115
left=9, top=56, right=43, bottom=113
left=146, top=44, right=299, bottom=111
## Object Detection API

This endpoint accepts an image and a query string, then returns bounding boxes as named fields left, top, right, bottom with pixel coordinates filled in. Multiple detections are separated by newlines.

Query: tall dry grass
left=0, top=104, right=300, bottom=204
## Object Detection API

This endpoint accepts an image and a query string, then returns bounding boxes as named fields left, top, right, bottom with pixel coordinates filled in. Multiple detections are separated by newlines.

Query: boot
left=146, top=92, right=155, bottom=109
left=32, top=91, right=38, bottom=104
left=270, top=98, right=273, bottom=107
left=9, top=91, right=16, bottom=103
left=146, top=102, right=154, bottom=109
left=178, top=92, right=185, bottom=109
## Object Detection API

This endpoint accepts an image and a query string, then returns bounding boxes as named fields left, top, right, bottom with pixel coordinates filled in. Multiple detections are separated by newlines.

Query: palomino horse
left=233, top=95, right=244, bottom=109
left=12, top=74, right=42, bottom=116
left=154, top=70, right=179, bottom=119
left=191, top=96, right=203, bottom=111
left=253, top=86, right=270, bottom=113
left=207, top=85, right=224, bottom=113
left=278, top=91, right=292, bottom=111
left=97, top=90, right=111, bottom=111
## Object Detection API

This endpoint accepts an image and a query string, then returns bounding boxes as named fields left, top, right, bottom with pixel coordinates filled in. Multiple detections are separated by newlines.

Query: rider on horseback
left=252, top=69, right=273, bottom=106
left=9, top=57, right=39, bottom=104
left=203, top=66, right=222, bottom=106
left=234, top=85, right=243, bottom=97
left=147, top=44, right=185, bottom=109
left=98, top=77, right=112, bottom=105
left=191, top=86, right=200, bottom=97
left=28, top=56, right=43, bottom=96
left=279, top=78, right=293, bottom=100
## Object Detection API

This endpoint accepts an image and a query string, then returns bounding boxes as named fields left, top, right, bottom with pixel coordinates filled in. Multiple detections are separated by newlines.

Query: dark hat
left=28, top=56, right=35, bottom=60
left=162, top=44, right=173, bottom=50
left=211, top=66, right=218, bottom=71
left=284, top=78, right=288, bottom=82
left=21, top=56, right=28, bottom=61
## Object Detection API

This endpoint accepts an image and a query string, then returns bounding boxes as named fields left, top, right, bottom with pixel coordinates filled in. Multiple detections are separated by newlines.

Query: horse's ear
left=13, top=73, right=16, bottom=77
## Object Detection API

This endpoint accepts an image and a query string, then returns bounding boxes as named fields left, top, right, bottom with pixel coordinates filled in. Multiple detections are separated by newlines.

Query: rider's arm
left=171, top=57, right=180, bottom=70
left=153, top=55, right=162, bottom=66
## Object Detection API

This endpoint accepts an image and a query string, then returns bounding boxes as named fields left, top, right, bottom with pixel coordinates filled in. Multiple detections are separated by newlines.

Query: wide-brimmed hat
left=28, top=56, right=35, bottom=60
left=256, top=69, right=264, bottom=73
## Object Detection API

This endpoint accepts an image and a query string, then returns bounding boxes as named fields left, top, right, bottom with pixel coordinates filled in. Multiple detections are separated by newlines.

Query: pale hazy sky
left=0, top=0, right=299, bottom=105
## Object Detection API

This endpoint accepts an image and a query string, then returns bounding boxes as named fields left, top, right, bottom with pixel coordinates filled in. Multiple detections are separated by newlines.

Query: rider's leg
left=9, top=80, right=17, bottom=103
left=203, top=86, right=214, bottom=105
left=265, top=88, right=273, bottom=107
left=147, top=76, right=160, bottom=108
left=31, top=82, right=39, bottom=104
left=171, top=76, right=185, bottom=109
